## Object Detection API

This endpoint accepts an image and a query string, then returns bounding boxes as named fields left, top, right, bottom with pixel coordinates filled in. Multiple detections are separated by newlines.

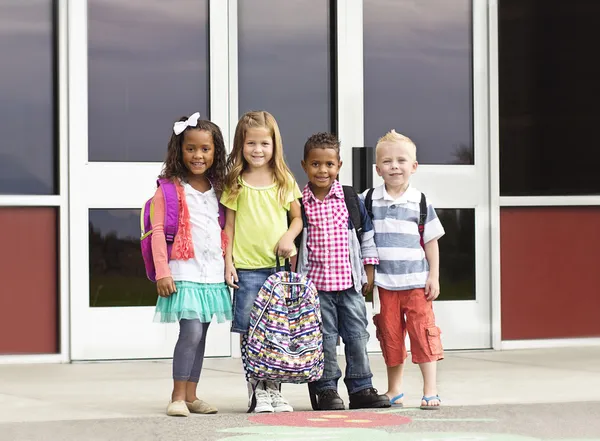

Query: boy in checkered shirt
left=296, top=132, right=391, bottom=411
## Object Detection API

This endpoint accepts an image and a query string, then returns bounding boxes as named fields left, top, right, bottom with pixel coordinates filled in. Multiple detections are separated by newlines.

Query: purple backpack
left=140, top=178, right=226, bottom=282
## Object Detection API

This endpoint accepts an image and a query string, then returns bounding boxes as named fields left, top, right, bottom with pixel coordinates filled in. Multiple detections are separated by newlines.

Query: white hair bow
left=173, top=112, right=200, bottom=135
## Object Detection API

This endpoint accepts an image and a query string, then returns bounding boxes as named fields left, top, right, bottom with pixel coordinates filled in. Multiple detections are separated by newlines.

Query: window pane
left=499, top=1, right=600, bottom=196
left=0, top=208, right=58, bottom=354
left=88, top=1, right=209, bottom=162
left=0, top=1, right=56, bottom=195
left=238, top=0, right=333, bottom=187
left=89, top=209, right=156, bottom=307
left=437, top=209, right=475, bottom=301
left=364, top=0, right=473, bottom=165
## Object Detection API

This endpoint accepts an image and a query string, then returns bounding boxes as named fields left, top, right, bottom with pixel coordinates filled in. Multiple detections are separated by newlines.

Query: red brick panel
left=0, top=208, right=58, bottom=353
left=500, top=207, right=600, bottom=340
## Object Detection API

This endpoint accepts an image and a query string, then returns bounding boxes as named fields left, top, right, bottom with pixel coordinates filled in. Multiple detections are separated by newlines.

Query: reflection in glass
left=364, top=0, right=473, bottom=165
left=499, top=1, right=600, bottom=196
left=437, top=209, right=475, bottom=301
left=88, top=1, right=209, bottom=162
left=238, top=0, right=333, bottom=187
left=0, top=1, right=55, bottom=195
left=89, top=209, right=156, bottom=307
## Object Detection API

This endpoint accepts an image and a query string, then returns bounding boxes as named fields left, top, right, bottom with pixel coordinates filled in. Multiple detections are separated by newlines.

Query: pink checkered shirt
left=303, top=181, right=377, bottom=292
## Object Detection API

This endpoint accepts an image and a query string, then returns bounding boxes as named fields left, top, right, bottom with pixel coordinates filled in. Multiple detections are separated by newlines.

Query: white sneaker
left=265, top=381, right=293, bottom=412
left=250, top=381, right=274, bottom=413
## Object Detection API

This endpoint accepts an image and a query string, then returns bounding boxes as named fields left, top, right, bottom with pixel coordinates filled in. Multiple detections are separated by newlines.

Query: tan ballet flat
left=186, top=399, right=218, bottom=414
left=166, top=400, right=190, bottom=417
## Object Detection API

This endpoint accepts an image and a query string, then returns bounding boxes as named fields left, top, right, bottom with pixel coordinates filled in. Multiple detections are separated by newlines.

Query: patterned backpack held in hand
left=245, top=256, right=324, bottom=393
left=140, top=179, right=225, bottom=282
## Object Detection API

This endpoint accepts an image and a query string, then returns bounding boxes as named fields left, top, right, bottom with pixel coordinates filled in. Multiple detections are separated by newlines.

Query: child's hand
left=157, top=277, right=176, bottom=297
left=362, top=281, right=374, bottom=297
left=225, top=262, right=239, bottom=289
left=425, top=277, right=440, bottom=301
left=274, top=233, right=295, bottom=259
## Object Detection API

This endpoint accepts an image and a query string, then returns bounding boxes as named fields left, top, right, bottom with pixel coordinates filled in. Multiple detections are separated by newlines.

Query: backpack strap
left=418, top=192, right=427, bottom=248
left=364, top=187, right=375, bottom=220
left=217, top=202, right=226, bottom=230
left=157, top=179, right=179, bottom=243
left=293, top=197, right=307, bottom=250
left=342, top=185, right=363, bottom=239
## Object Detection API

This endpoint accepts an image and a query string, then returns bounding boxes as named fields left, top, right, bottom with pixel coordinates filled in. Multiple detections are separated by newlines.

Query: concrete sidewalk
left=0, top=347, right=599, bottom=440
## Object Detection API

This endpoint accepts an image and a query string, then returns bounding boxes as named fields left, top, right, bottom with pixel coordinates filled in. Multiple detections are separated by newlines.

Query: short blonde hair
left=376, top=130, right=417, bottom=161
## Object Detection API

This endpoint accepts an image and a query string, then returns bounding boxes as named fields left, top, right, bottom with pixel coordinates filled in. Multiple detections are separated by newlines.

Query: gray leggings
left=173, top=319, right=210, bottom=382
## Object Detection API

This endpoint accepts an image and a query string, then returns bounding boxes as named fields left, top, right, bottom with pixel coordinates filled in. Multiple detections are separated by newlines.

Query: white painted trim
left=58, top=0, right=71, bottom=363
left=0, top=196, right=61, bottom=207
left=228, top=0, right=238, bottom=153
left=228, top=0, right=238, bottom=357
left=67, top=0, right=88, bottom=360
left=500, top=196, right=600, bottom=207
left=488, top=0, right=502, bottom=350
left=502, top=338, right=600, bottom=350
left=0, top=354, right=67, bottom=365
left=210, top=0, right=230, bottom=148
left=336, top=0, right=363, bottom=186
left=211, top=0, right=232, bottom=358
left=472, top=0, right=493, bottom=349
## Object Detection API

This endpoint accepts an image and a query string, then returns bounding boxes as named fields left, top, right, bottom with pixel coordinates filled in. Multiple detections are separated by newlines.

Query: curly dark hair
left=303, top=132, right=341, bottom=160
left=159, top=117, right=227, bottom=194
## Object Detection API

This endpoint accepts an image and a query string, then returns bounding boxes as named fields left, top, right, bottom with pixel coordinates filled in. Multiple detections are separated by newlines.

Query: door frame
left=67, top=0, right=232, bottom=360
left=340, top=0, right=496, bottom=351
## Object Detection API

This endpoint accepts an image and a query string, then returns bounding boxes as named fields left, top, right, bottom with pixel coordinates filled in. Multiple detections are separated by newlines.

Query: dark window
left=238, top=0, right=334, bottom=187
left=364, top=0, right=473, bottom=164
left=499, top=1, right=600, bottom=196
left=89, top=209, right=156, bottom=307
left=88, top=1, right=209, bottom=162
left=0, top=1, right=56, bottom=195
left=437, top=209, right=475, bottom=301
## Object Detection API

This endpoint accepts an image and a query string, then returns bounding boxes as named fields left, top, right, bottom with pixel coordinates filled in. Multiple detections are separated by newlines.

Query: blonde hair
left=224, top=111, right=294, bottom=204
left=376, top=129, right=417, bottom=161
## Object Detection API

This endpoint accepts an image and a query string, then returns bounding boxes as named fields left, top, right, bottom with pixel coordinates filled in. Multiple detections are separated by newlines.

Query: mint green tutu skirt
left=154, top=281, right=232, bottom=323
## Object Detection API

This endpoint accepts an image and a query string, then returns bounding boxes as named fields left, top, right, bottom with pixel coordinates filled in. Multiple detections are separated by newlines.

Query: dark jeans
left=312, top=287, right=373, bottom=395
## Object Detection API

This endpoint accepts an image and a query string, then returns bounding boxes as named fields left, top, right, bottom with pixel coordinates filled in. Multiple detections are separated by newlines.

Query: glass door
left=68, top=0, right=231, bottom=360
left=362, top=0, right=491, bottom=350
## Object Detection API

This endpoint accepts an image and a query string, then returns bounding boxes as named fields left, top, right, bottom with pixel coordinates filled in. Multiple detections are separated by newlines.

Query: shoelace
left=268, top=389, right=288, bottom=404
left=255, top=389, right=270, bottom=400
left=321, top=389, right=339, bottom=399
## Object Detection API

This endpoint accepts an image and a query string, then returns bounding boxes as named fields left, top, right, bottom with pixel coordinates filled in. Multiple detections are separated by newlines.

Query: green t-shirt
left=221, top=178, right=302, bottom=269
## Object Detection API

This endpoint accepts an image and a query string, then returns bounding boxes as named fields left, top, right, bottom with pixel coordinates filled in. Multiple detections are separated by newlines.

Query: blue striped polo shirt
left=360, top=185, right=445, bottom=291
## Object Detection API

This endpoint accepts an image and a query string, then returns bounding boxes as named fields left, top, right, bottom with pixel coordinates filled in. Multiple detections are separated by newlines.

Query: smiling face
left=181, top=129, right=214, bottom=177
left=375, top=140, right=417, bottom=190
left=242, top=127, right=274, bottom=170
left=302, top=146, right=342, bottom=197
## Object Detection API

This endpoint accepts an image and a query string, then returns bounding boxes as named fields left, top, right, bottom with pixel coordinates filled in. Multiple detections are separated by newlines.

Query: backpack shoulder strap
left=157, top=179, right=179, bottom=243
left=217, top=203, right=226, bottom=230
left=418, top=192, right=427, bottom=246
left=342, top=185, right=363, bottom=236
left=364, top=187, right=375, bottom=220
left=293, top=197, right=306, bottom=250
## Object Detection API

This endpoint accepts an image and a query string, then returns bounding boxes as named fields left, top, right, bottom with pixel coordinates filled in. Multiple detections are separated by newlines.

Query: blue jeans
left=231, top=268, right=276, bottom=333
left=313, top=287, right=373, bottom=395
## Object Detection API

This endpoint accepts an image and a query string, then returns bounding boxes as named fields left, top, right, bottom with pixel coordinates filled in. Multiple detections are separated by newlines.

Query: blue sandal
left=390, top=393, right=404, bottom=407
left=420, top=395, right=441, bottom=410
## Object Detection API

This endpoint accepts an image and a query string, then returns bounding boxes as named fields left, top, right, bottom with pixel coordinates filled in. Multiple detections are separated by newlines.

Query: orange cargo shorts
left=373, top=287, right=443, bottom=366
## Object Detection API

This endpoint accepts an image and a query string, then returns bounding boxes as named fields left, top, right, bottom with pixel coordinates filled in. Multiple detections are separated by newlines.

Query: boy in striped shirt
left=362, top=130, right=445, bottom=410
left=296, top=132, right=390, bottom=411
